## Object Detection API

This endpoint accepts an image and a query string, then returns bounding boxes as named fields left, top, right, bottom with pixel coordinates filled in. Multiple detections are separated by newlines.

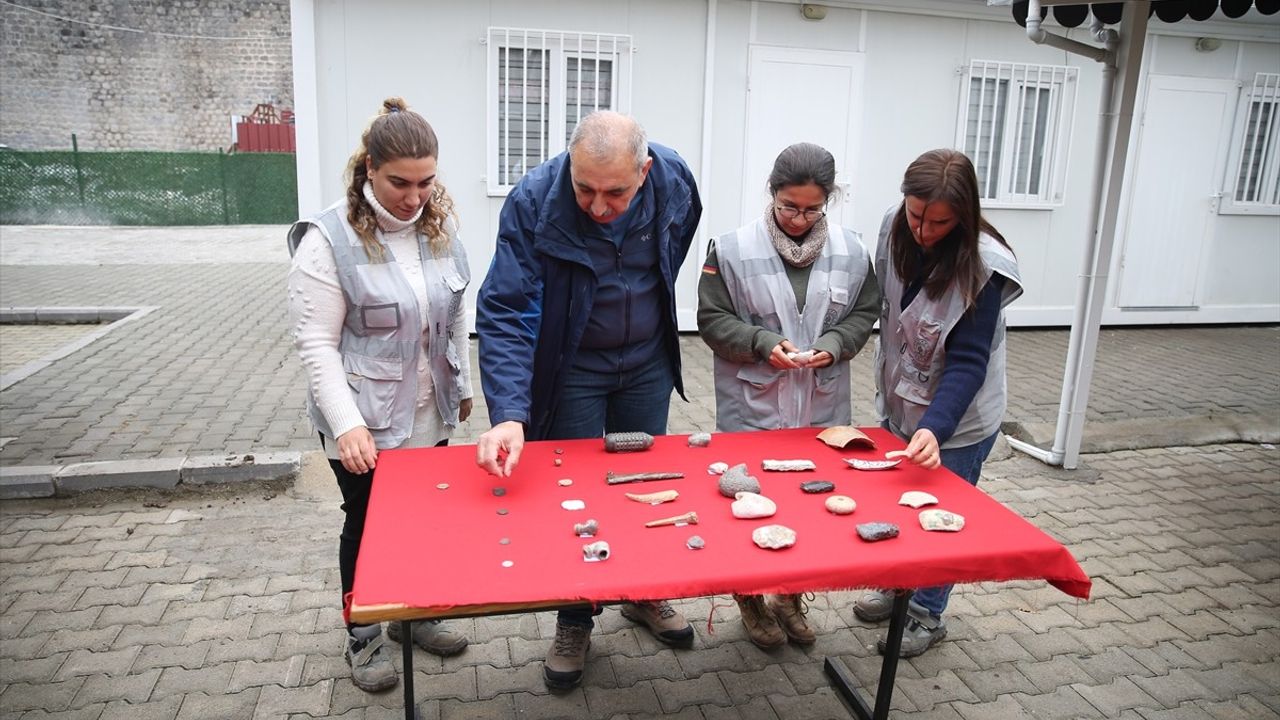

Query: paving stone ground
left=1, top=225, right=1278, bottom=718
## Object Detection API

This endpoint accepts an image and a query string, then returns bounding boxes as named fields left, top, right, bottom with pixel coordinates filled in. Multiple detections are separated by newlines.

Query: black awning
left=1011, top=0, right=1280, bottom=27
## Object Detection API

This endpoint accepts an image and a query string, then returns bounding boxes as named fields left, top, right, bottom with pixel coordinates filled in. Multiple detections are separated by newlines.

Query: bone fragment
left=644, top=511, right=699, bottom=528
left=625, top=489, right=679, bottom=504
left=606, top=471, right=684, bottom=485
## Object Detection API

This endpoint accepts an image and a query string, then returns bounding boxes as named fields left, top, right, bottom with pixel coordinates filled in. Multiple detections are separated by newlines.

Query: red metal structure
left=235, top=103, right=295, bottom=152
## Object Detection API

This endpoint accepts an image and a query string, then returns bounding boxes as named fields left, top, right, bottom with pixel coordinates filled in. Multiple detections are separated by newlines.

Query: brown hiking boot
left=544, top=621, right=592, bottom=690
left=734, top=594, right=786, bottom=649
left=620, top=600, right=695, bottom=647
left=768, top=593, right=816, bottom=645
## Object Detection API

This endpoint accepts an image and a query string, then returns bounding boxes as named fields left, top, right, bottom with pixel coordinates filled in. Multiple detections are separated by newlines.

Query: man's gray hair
left=568, top=111, right=649, bottom=171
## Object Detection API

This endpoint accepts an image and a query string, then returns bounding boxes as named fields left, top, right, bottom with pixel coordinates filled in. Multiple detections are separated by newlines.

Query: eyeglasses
left=774, top=203, right=826, bottom=222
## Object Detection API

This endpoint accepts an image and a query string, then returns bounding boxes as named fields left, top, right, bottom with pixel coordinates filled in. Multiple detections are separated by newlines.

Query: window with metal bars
left=1226, top=72, right=1280, bottom=212
left=486, top=28, right=631, bottom=195
left=957, top=60, right=1078, bottom=207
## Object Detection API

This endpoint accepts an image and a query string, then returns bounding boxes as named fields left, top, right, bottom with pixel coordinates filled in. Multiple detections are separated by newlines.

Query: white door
left=740, top=46, right=865, bottom=228
left=1117, top=75, right=1236, bottom=308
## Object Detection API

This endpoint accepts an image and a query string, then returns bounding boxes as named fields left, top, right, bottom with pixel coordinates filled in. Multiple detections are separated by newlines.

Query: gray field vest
left=713, top=216, right=871, bottom=431
left=873, top=206, right=1023, bottom=448
left=287, top=201, right=470, bottom=449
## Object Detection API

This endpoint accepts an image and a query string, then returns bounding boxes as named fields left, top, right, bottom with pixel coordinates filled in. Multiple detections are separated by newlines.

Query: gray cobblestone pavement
left=1, top=225, right=1279, bottom=718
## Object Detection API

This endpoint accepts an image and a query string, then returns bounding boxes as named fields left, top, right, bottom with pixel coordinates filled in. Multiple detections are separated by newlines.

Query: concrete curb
left=0, top=451, right=300, bottom=499
left=1004, top=411, right=1280, bottom=455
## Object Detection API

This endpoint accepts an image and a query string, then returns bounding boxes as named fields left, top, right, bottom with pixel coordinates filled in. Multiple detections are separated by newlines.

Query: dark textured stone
left=800, top=480, right=835, bottom=494
left=856, top=522, right=900, bottom=542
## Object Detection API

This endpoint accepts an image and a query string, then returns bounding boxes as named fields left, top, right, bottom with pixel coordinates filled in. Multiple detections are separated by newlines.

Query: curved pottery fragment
left=731, top=491, right=777, bottom=519
left=625, top=489, right=679, bottom=505
left=845, top=458, right=903, bottom=471
left=816, top=425, right=877, bottom=449
left=898, top=491, right=938, bottom=508
left=919, top=509, right=965, bottom=532
left=752, top=524, right=797, bottom=550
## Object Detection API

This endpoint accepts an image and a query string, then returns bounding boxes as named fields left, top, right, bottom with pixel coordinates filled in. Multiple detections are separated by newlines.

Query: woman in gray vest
left=286, top=98, right=473, bottom=691
left=855, top=148, right=1024, bottom=657
left=698, top=142, right=880, bottom=649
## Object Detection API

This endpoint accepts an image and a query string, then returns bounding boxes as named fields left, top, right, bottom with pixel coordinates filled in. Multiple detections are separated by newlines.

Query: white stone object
left=561, top=499, right=586, bottom=511
left=825, top=495, right=857, bottom=515
left=731, top=491, right=777, bottom=519
left=751, top=524, right=797, bottom=550
left=707, top=462, right=729, bottom=475
left=919, top=509, right=965, bottom=532
left=898, top=491, right=939, bottom=508
left=762, top=459, right=816, bottom=472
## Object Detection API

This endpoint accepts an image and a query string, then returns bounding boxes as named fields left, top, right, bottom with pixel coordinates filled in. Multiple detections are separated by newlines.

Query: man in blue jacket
left=475, top=111, right=702, bottom=690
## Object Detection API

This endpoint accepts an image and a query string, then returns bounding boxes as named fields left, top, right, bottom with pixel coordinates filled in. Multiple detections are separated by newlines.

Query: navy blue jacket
left=476, top=143, right=702, bottom=440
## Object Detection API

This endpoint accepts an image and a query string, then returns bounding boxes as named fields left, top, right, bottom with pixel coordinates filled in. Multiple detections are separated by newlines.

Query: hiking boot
left=768, top=593, right=816, bottom=645
left=544, top=621, right=592, bottom=690
left=734, top=594, right=786, bottom=649
left=387, top=619, right=469, bottom=656
left=345, top=625, right=397, bottom=692
left=853, top=589, right=894, bottom=623
left=620, top=600, right=694, bottom=647
left=877, top=606, right=947, bottom=658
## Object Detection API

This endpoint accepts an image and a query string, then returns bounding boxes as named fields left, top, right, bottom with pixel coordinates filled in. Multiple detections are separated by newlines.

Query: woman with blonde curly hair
left=286, top=97, right=473, bottom=692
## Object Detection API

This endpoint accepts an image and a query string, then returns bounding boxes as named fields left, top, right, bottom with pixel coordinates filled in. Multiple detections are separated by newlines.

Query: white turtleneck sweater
left=287, top=183, right=473, bottom=457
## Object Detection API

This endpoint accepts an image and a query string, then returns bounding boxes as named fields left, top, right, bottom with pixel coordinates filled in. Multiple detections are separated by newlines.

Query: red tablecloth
left=350, top=427, right=1089, bottom=623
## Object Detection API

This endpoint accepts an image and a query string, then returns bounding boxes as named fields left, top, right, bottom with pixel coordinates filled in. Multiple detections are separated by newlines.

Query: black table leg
left=825, top=590, right=913, bottom=720
left=400, top=620, right=415, bottom=720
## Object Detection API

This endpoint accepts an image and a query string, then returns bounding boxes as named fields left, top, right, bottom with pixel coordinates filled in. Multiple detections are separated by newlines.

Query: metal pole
left=71, top=133, right=86, bottom=213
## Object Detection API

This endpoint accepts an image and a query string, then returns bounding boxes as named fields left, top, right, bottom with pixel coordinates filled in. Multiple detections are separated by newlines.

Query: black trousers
left=326, top=435, right=447, bottom=630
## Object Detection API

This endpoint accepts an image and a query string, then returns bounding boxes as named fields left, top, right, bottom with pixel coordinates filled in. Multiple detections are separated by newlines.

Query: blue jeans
left=910, top=430, right=999, bottom=620
left=549, top=357, right=675, bottom=628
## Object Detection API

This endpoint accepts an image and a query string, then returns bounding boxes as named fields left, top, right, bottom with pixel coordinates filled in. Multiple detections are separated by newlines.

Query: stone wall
left=1, top=0, right=293, bottom=151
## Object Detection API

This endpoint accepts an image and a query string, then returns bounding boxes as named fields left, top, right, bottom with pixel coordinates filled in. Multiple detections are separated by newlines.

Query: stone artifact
left=718, top=463, right=761, bottom=497
left=856, top=522, right=900, bottom=542
left=604, top=431, right=655, bottom=453
left=919, top=509, right=965, bottom=532
left=800, top=480, right=835, bottom=494
left=492, top=487, right=506, bottom=497
left=645, top=511, right=699, bottom=528
left=825, top=495, right=857, bottom=514
left=786, top=350, right=815, bottom=363
left=752, top=524, right=797, bottom=550
left=731, top=491, right=777, bottom=519
left=688, top=432, right=712, bottom=447
left=845, top=458, right=903, bottom=471
left=686, top=535, right=706, bottom=550
left=582, top=541, right=611, bottom=561
left=707, top=462, right=729, bottom=475
left=573, top=519, right=599, bottom=536
left=436, top=483, right=449, bottom=490
left=561, top=499, right=586, bottom=511
left=762, top=459, right=816, bottom=472
left=625, top=489, right=679, bottom=504
left=606, top=471, right=685, bottom=485
left=554, top=458, right=562, bottom=467
left=898, top=491, right=939, bottom=508
left=557, top=478, right=573, bottom=487
left=816, top=425, right=877, bottom=449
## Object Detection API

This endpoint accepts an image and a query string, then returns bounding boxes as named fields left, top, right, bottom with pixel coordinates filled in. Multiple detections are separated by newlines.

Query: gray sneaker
left=853, top=589, right=894, bottom=622
left=544, top=621, right=592, bottom=690
left=345, top=626, right=397, bottom=692
left=877, top=608, right=947, bottom=657
left=387, top=619, right=469, bottom=656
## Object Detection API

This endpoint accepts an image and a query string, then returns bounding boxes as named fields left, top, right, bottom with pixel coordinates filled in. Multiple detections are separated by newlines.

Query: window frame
left=1220, top=72, right=1280, bottom=216
left=955, top=59, right=1079, bottom=210
left=485, top=27, right=632, bottom=197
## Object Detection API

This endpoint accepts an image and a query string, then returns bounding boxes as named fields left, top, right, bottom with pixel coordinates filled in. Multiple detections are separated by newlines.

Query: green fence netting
left=0, top=149, right=298, bottom=225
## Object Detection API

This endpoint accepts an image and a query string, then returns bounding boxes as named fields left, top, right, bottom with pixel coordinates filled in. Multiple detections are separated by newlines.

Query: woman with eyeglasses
left=697, top=142, right=880, bottom=649
left=853, top=148, right=1022, bottom=658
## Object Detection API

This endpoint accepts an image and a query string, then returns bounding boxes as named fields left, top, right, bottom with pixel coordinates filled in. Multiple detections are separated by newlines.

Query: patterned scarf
left=764, top=205, right=828, bottom=268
